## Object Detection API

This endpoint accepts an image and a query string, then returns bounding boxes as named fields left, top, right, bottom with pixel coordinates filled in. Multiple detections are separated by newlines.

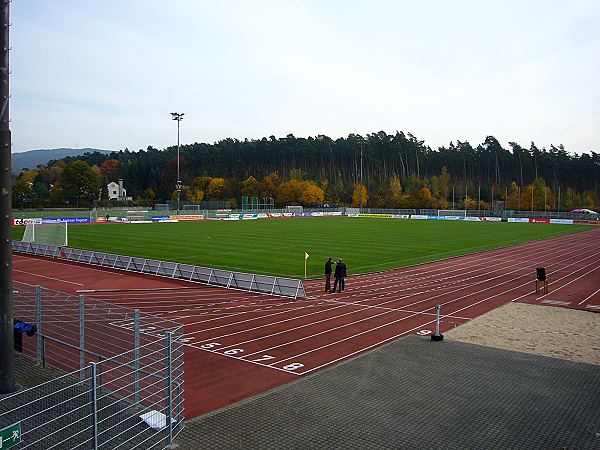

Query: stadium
left=2, top=2, right=600, bottom=449
left=2, top=208, right=599, bottom=448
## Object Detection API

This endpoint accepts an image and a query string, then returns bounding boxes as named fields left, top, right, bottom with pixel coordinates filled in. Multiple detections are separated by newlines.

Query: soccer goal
left=22, top=221, right=68, bottom=246
left=438, top=209, right=467, bottom=218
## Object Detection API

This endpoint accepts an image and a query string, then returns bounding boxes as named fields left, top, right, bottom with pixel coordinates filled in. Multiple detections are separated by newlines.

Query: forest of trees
left=11, top=131, right=600, bottom=211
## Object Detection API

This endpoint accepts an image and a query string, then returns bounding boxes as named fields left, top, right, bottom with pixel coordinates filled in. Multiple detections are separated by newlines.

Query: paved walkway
left=8, top=335, right=600, bottom=449
left=176, top=335, right=600, bottom=449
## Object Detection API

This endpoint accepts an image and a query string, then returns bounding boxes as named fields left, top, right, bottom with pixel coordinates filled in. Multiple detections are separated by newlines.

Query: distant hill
left=11, top=147, right=113, bottom=173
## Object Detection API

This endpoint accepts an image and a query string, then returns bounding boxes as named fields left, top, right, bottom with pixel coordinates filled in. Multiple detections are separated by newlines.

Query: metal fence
left=0, top=334, right=185, bottom=449
left=4, top=281, right=185, bottom=449
left=11, top=241, right=307, bottom=299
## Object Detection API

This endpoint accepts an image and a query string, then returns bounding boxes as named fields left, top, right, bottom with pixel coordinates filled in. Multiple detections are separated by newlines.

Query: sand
left=444, top=302, right=600, bottom=366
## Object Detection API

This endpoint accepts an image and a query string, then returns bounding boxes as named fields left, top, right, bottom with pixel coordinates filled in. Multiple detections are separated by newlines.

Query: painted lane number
left=198, top=342, right=304, bottom=371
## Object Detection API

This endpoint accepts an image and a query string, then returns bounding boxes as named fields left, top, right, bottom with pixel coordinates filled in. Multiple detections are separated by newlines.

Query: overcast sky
left=10, top=0, right=600, bottom=154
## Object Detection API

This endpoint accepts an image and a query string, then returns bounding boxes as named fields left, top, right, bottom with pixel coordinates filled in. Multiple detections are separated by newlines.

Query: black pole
left=0, top=0, right=16, bottom=393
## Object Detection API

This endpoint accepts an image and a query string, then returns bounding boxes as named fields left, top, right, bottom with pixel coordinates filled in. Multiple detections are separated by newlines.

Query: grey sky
left=10, top=0, right=600, bottom=154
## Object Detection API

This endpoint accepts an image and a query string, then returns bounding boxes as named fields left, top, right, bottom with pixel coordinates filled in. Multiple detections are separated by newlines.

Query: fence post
left=133, top=308, right=140, bottom=404
left=164, top=331, right=173, bottom=445
left=35, top=285, right=42, bottom=365
left=80, top=295, right=85, bottom=380
left=89, top=362, right=99, bottom=450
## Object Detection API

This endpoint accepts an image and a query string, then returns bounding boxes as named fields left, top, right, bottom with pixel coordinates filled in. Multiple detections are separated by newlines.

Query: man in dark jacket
left=332, top=258, right=346, bottom=293
left=324, top=257, right=333, bottom=292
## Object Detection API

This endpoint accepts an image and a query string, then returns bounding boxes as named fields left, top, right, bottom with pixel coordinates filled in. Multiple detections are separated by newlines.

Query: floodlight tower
left=171, top=112, right=184, bottom=214
left=358, top=138, right=365, bottom=212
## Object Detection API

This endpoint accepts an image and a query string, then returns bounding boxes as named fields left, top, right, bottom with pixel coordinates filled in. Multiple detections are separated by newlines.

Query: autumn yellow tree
left=261, top=171, right=280, bottom=198
left=506, top=181, right=520, bottom=210
left=300, top=181, right=325, bottom=206
left=206, top=177, right=226, bottom=200
left=438, top=166, right=450, bottom=200
left=352, top=184, right=368, bottom=208
left=388, top=175, right=403, bottom=207
left=12, top=170, right=38, bottom=206
left=416, top=187, right=434, bottom=208
left=241, top=176, right=260, bottom=197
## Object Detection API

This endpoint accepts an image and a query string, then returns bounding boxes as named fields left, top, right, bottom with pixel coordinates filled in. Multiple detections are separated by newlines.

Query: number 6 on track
left=282, top=362, right=304, bottom=371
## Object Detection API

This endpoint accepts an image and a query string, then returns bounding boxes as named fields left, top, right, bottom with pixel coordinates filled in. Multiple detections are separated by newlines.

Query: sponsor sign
left=170, top=215, right=203, bottom=221
left=529, top=218, right=550, bottom=223
left=42, top=217, right=90, bottom=224
left=311, top=212, right=324, bottom=217
left=482, top=217, right=502, bottom=222
left=12, top=218, right=42, bottom=226
left=151, top=216, right=171, bottom=221
left=392, top=214, right=410, bottom=219
left=573, top=220, right=600, bottom=225
left=439, top=215, right=462, bottom=220
left=426, top=216, right=441, bottom=220
left=357, top=213, right=393, bottom=218
left=549, top=219, right=573, bottom=225
left=267, top=213, right=282, bottom=218
left=508, top=218, right=529, bottom=223
left=410, top=215, right=428, bottom=220
left=330, top=211, right=343, bottom=216
left=464, top=217, right=481, bottom=222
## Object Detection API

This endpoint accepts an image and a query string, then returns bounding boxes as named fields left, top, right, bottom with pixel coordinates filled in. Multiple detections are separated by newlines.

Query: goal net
left=438, top=209, right=467, bottom=218
left=22, top=222, right=68, bottom=246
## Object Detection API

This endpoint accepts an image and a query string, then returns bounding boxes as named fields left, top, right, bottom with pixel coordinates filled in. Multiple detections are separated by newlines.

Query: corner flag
left=304, top=252, right=309, bottom=278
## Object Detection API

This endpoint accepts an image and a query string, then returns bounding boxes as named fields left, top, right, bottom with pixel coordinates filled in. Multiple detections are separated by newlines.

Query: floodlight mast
left=171, top=112, right=184, bottom=214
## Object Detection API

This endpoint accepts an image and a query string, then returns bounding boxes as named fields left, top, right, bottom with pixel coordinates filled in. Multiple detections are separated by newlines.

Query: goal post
left=22, top=221, right=68, bottom=246
left=438, top=209, right=467, bottom=218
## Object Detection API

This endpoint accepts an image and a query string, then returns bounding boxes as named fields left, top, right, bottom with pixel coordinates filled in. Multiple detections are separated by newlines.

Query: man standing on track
left=324, top=257, right=333, bottom=292
left=332, top=258, right=346, bottom=293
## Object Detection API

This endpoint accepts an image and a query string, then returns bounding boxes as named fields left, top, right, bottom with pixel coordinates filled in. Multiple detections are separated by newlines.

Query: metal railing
left=4, top=281, right=185, bottom=449
left=0, top=335, right=184, bottom=449
left=11, top=241, right=307, bottom=299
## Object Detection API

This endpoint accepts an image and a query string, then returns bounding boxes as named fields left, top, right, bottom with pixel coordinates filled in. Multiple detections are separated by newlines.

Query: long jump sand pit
left=445, top=301, right=600, bottom=365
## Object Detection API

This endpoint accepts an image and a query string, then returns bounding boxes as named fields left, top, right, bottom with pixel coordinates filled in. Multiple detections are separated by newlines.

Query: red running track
left=12, top=227, right=600, bottom=418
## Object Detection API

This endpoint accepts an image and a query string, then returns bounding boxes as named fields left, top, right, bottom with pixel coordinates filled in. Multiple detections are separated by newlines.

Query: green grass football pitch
left=12, top=217, right=589, bottom=279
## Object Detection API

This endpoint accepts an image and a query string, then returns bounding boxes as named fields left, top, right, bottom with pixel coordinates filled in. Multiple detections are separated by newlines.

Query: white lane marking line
left=585, top=304, right=600, bottom=310
left=298, top=319, right=437, bottom=375
left=14, top=256, right=128, bottom=276
left=578, top=287, right=600, bottom=305
left=13, top=269, right=85, bottom=286
left=267, top=239, right=600, bottom=368
left=180, top=234, right=592, bottom=337
left=541, top=300, right=571, bottom=306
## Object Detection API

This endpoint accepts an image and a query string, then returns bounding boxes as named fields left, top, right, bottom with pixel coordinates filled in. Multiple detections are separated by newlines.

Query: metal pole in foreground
left=431, top=304, right=444, bottom=341
left=0, top=0, right=16, bottom=394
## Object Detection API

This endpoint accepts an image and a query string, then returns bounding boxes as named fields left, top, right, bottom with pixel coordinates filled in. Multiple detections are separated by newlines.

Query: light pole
left=170, top=112, right=184, bottom=214
left=359, top=140, right=364, bottom=212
